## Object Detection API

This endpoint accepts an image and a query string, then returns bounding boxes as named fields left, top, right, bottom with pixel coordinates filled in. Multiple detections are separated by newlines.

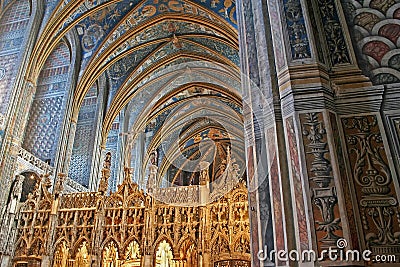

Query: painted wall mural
left=300, top=113, right=343, bottom=253
left=63, top=0, right=236, bottom=39
left=76, top=0, right=134, bottom=68
left=316, top=0, right=351, bottom=66
left=0, top=0, right=30, bottom=116
left=343, top=0, right=400, bottom=84
left=22, top=42, right=71, bottom=166
left=329, top=112, right=360, bottom=251
left=70, top=0, right=237, bottom=74
left=69, top=85, right=100, bottom=188
left=342, top=115, right=400, bottom=254
left=283, top=0, right=311, bottom=60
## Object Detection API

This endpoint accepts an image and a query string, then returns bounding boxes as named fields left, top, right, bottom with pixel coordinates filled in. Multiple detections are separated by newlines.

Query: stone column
left=237, top=0, right=294, bottom=266
left=238, top=0, right=376, bottom=265
left=40, top=173, right=65, bottom=267
left=143, top=255, right=153, bottom=266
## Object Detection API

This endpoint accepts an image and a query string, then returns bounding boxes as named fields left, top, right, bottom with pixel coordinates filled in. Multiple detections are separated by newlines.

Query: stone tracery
left=11, top=165, right=251, bottom=267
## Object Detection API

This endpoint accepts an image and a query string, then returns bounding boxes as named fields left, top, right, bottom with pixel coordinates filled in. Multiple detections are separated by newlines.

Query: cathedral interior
left=0, top=0, right=400, bottom=266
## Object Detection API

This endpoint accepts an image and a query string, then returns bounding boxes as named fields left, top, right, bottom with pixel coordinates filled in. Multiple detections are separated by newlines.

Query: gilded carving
left=99, top=152, right=112, bottom=194
left=11, top=167, right=250, bottom=266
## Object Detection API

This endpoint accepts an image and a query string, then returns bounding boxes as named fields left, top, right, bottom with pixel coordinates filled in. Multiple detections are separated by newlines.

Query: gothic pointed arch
left=52, top=239, right=70, bottom=267
left=102, top=239, right=120, bottom=267
left=122, top=238, right=141, bottom=262
left=68, top=238, right=91, bottom=266
left=0, top=0, right=31, bottom=133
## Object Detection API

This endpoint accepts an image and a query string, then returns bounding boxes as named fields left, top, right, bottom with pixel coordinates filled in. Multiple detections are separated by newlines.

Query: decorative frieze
left=342, top=115, right=400, bottom=254
left=300, top=112, right=343, bottom=251
left=329, top=112, right=360, bottom=250
left=315, top=0, right=350, bottom=65
left=17, top=147, right=54, bottom=174
left=283, top=0, right=311, bottom=60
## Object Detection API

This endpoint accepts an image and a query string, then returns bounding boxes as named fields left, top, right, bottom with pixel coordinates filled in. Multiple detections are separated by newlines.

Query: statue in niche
left=102, top=242, right=119, bottom=267
left=155, top=241, right=173, bottom=267
left=54, top=173, right=66, bottom=197
left=99, top=152, right=112, bottom=193
left=0, top=174, right=25, bottom=249
left=75, top=241, right=90, bottom=267
left=149, top=149, right=158, bottom=166
left=104, top=152, right=112, bottom=169
left=199, top=161, right=210, bottom=185
left=53, top=240, right=69, bottom=267
left=147, top=150, right=158, bottom=191
left=3, top=174, right=25, bottom=215
left=11, top=175, right=24, bottom=204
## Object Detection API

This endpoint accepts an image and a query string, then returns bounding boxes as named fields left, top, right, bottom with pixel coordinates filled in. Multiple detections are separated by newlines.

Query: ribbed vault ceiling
left=28, top=0, right=242, bottom=189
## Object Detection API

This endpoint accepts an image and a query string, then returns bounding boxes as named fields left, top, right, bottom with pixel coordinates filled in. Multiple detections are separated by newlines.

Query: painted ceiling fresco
left=344, top=0, right=400, bottom=84
left=26, top=0, right=240, bottom=189
left=0, top=0, right=240, bottom=189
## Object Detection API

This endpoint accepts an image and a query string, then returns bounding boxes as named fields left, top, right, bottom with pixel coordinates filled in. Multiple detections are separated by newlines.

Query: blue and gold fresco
left=44, top=0, right=239, bottom=189
left=283, top=0, right=311, bottom=60
left=65, top=0, right=236, bottom=34
left=106, top=43, right=159, bottom=106
left=186, top=37, right=239, bottom=65
left=193, top=0, right=237, bottom=25
left=76, top=0, right=136, bottom=67
left=73, top=0, right=237, bottom=68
